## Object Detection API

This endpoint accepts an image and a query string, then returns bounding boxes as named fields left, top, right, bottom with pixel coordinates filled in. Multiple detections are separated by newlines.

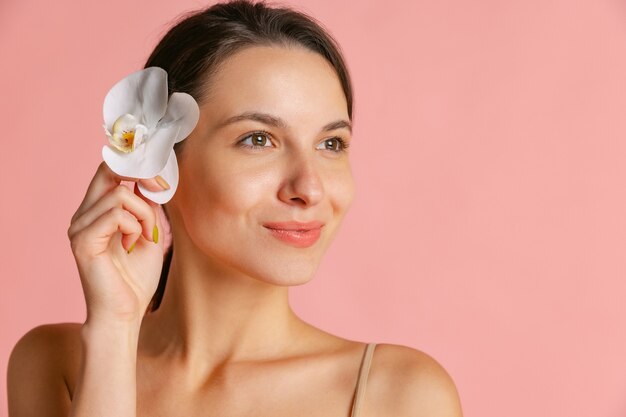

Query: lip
left=263, top=221, right=324, bottom=248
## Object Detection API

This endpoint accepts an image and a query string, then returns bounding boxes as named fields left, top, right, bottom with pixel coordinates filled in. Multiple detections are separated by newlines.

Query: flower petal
left=137, top=150, right=179, bottom=204
left=103, top=67, right=168, bottom=130
left=158, top=92, right=200, bottom=143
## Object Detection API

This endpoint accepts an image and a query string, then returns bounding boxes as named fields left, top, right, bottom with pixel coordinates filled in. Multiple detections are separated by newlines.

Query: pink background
left=2, top=0, right=626, bottom=415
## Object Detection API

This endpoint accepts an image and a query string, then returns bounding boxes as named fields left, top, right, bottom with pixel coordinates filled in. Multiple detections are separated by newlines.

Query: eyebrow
left=217, top=111, right=352, bottom=134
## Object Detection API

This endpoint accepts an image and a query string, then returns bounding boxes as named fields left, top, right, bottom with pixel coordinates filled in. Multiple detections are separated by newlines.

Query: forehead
left=201, top=45, right=348, bottom=125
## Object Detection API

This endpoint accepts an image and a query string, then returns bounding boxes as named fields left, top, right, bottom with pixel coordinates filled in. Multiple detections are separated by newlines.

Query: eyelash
left=238, top=130, right=350, bottom=153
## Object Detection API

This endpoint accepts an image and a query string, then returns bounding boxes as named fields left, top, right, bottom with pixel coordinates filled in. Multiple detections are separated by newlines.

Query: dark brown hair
left=144, top=0, right=354, bottom=312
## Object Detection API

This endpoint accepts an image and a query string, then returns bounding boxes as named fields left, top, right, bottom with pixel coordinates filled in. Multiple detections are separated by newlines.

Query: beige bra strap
left=350, top=343, right=377, bottom=417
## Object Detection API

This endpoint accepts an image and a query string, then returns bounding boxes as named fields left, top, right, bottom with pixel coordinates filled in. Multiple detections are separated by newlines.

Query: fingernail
left=127, top=242, right=136, bottom=254
left=155, top=175, right=170, bottom=190
left=153, top=225, right=159, bottom=244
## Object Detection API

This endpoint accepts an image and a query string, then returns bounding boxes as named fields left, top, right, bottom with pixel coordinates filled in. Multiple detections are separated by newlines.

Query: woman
left=8, top=1, right=463, bottom=416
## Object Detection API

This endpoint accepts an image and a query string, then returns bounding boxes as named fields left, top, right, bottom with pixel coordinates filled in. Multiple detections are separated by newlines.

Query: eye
left=238, top=131, right=273, bottom=149
left=316, top=137, right=349, bottom=153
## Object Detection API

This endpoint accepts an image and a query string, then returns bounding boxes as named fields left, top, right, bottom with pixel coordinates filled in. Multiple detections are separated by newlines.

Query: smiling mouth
left=263, top=221, right=324, bottom=248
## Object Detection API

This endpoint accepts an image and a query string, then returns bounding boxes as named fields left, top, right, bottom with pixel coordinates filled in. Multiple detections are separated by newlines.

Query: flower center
left=108, top=114, right=147, bottom=153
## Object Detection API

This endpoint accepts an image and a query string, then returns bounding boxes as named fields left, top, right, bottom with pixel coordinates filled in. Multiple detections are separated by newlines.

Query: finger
left=133, top=180, right=160, bottom=211
left=138, top=175, right=170, bottom=193
left=68, top=184, right=157, bottom=244
left=71, top=162, right=165, bottom=224
left=71, top=162, right=127, bottom=224
left=132, top=182, right=162, bottom=244
left=71, top=207, right=143, bottom=257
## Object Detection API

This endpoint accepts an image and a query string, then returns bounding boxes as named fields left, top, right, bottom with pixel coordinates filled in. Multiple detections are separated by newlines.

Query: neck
left=139, top=243, right=308, bottom=367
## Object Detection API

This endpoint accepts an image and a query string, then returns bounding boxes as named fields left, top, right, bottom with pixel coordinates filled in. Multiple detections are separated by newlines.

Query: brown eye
left=252, top=133, right=268, bottom=146
left=240, top=131, right=273, bottom=148
left=316, top=137, right=349, bottom=152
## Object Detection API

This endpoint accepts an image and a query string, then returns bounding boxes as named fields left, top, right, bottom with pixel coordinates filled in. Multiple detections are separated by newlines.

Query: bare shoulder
left=8, top=323, right=82, bottom=416
left=367, top=343, right=463, bottom=417
left=9, top=322, right=82, bottom=370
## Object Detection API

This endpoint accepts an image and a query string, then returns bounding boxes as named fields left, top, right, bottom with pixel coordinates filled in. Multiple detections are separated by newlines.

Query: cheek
left=219, top=161, right=280, bottom=211
left=183, top=152, right=280, bottom=225
left=326, top=165, right=355, bottom=214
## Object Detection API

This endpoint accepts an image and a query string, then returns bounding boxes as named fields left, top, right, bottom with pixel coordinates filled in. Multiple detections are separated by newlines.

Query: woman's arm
left=7, top=321, right=142, bottom=417
left=8, top=162, right=166, bottom=417
left=70, top=320, right=142, bottom=417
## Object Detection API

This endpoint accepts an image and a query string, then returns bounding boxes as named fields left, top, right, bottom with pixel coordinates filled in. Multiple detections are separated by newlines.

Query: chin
left=245, top=256, right=323, bottom=287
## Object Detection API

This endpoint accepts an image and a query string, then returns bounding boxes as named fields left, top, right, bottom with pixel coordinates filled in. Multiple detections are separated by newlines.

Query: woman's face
left=168, top=45, right=355, bottom=285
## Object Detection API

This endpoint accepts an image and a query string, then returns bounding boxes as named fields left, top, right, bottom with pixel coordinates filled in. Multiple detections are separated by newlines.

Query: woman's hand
left=67, top=161, right=168, bottom=325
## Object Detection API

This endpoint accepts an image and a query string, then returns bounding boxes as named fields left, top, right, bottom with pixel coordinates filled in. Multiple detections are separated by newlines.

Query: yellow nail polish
left=153, top=225, right=159, bottom=243
left=155, top=175, right=170, bottom=190
left=127, top=242, right=136, bottom=254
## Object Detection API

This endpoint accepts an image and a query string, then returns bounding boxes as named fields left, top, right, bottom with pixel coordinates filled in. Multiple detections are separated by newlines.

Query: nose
left=277, top=154, right=324, bottom=207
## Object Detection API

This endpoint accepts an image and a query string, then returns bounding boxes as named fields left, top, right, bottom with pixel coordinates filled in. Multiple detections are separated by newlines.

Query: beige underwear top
left=350, top=343, right=377, bottom=417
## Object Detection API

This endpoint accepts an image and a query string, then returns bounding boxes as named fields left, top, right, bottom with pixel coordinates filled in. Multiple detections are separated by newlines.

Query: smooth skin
left=8, top=45, right=463, bottom=417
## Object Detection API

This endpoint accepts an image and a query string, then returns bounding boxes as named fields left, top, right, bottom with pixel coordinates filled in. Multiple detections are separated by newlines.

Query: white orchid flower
left=102, top=67, right=199, bottom=204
